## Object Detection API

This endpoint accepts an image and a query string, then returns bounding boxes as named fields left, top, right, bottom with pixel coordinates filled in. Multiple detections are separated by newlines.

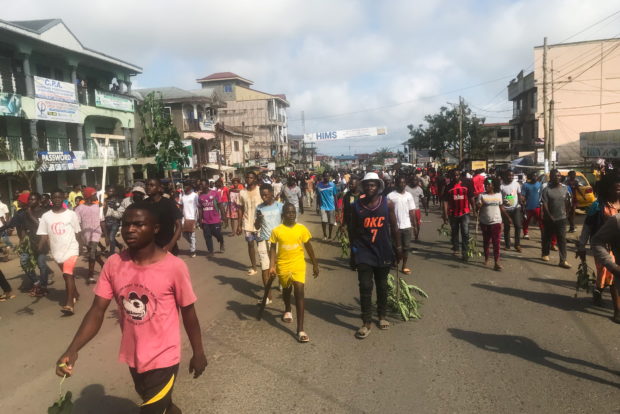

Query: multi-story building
left=0, top=18, right=146, bottom=195
left=508, top=37, right=620, bottom=164
left=196, top=72, right=289, bottom=167
left=482, top=122, right=513, bottom=164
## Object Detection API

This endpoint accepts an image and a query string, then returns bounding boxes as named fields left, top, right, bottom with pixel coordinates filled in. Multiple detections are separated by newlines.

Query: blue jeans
left=449, top=213, right=470, bottom=254
left=19, top=252, right=49, bottom=287
left=202, top=223, right=223, bottom=253
left=105, top=220, right=121, bottom=254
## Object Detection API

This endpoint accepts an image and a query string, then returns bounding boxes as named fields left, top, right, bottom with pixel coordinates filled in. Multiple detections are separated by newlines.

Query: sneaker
left=257, top=297, right=272, bottom=305
left=559, top=261, right=572, bottom=269
left=88, top=277, right=96, bottom=284
left=190, top=252, right=196, bottom=258
left=551, top=245, right=558, bottom=251
left=523, top=234, right=530, bottom=240
left=247, top=268, right=258, bottom=276
left=541, top=255, right=550, bottom=262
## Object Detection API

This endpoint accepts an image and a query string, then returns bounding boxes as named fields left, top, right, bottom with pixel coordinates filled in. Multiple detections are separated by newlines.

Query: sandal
left=297, top=331, right=310, bottom=343
left=378, top=319, right=390, bottom=330
left=401, top=268, right=411, bottom=275
left=61, top=306, right=74, bottom=316
left=282, top=312, right=293, bottom=323
left=494, top=263, right=503, bottom=271
left=0, top=293, right=16, bottom=301
left=355, top=326, right=371, bottom=339
left=247, top=269, right=257, bottom=276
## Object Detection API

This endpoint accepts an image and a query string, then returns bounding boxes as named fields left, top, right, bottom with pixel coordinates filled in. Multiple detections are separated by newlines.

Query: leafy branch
left=387, top=273, right=428, bottom=321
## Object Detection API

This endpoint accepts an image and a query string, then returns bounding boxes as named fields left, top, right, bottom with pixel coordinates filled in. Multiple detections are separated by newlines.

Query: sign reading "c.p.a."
left=303, top=126, right=387, bottom=143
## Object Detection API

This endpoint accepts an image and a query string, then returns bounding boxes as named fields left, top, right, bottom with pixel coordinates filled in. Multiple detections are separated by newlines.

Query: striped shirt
left=444, top=181, right=473, bottom=217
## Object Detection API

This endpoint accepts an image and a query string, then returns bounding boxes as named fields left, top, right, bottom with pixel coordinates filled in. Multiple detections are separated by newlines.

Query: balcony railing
left=45, top=137, right=72, bottom=152
left=0, top=136, right=25, bottom=161
left=86, top=139, right=130, bottom=159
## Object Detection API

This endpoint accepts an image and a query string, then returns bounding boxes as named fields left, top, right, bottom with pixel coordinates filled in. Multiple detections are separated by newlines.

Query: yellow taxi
left=539, top=170, right=595, bottom=209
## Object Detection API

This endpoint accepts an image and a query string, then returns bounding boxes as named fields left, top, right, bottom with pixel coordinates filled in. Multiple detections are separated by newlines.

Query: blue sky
left=5, top=0, right=620, bottom=155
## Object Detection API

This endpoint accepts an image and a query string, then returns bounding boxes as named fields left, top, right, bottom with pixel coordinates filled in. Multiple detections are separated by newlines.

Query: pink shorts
left=59, top=255, right=78, bottom=276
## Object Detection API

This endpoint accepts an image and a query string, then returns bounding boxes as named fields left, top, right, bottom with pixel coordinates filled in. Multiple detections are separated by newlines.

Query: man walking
left=522, top=172, right=543, bottom=241
left=541, top=169, right=572, bottom=268
left=282, top=176, right=303, bottom=214
left=500, top=170, right=523, bottom=253
left=180, top=182, right=200, bottom=258
left=255, top=183, right=283, bottom=304
left=442, top=168, right=476, bottom=261
left=350, top=172, right=400, bottom=339
left=145, top=178, right=183, bottom=255
left=237, top=171, right=262, bottom=275
left=199, top=180, right=224, bottom=257
left=405, top=176, right=425, bottom=240
left=387, top=176, right=417, bottom=274
left=316, top=172, right=338, bottom=240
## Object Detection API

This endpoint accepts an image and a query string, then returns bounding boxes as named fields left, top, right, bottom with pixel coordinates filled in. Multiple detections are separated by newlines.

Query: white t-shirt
left=500, top=181, right=521, bottom=211
left=478, top=193, right=503, bottom=225
left=0, top=201, right=9, bottom=221
left=36, top=209, right=80, bottom=263
left=180, top=192, right=199, bottom=221
left=387, top=190, right=416, bottom=229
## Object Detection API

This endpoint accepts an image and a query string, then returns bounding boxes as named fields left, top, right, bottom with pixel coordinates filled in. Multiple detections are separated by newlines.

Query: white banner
left=34, top=76, right=77, bottom=103
left=95, top=90, right=134, bottom=112
left=35, top=98, right=80, bottom=123
left=304, top=126, right=387, bottom=143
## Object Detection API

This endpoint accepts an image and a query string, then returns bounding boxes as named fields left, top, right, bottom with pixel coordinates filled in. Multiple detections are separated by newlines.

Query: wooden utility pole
left=458, top=96, right=464, bottom=162
left=549, top=99, right=555, bottom=168
left=542, top=37, right=549, bottom=172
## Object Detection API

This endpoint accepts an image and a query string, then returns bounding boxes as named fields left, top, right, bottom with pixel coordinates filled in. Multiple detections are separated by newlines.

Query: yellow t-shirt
left=68, top=191, right=82, bottom=208
left=269, top=223, right=311, bottom=274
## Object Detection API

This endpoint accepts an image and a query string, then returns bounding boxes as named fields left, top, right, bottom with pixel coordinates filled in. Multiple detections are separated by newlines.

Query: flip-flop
left=401, top=268, right=411, bottom=275
left=0, top=293, right=16, bottom=301
left=297, top=331, right=310, bottom=343
left=247, top=269, right=258, bottom=276
left=355, top=326, right=371, bottom=339
left=61, top=306, right=74, bottom=316
left=282, top=312, right=293, bottom=323
left=378, top=319, right=390, bottom=330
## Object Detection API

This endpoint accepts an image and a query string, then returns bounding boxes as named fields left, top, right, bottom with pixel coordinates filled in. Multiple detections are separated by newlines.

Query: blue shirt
left=317, top=181, right=338, bottom=211
left=522, top=181, right=542, bottom=210
left=256, top=201, right=283, bottom=241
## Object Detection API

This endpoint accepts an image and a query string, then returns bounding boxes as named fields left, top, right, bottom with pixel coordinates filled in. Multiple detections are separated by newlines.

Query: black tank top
left=352, top=196, right=394, bottom=267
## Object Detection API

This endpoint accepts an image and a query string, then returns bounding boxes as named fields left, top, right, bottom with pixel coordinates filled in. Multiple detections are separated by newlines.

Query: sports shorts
left=256, top=240, right=271, bottom=271
left=244, top=231, right=258, bottom=242
left=59, top=255, right=78, bottom=276
left=277, top=269, right=305, bottom=288
left=129, top=364, right=179, bottom=414
left=320, top=209, right=335, bottom=225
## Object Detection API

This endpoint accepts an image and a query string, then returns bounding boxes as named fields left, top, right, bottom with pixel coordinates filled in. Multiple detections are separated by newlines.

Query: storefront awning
left=184, top=131, right=216, bottom=140
left=202, top=163, right=236, bottom=171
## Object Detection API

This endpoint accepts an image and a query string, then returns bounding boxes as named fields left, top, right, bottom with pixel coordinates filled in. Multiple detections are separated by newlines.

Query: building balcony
left=77, top=87, right=134, bottom=112
left=0, top=136, right=26, bottom=161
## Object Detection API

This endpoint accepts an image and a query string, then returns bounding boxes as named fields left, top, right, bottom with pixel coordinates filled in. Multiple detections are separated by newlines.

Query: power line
left=555, top=41, right=620, bottom=92
left=559, top=9, right=620, bottom=43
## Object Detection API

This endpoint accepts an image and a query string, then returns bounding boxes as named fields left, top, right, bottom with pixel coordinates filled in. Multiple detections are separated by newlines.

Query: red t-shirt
left=218, top=186, right=230, bottom=203
left=444, top=181, right=473, bottom=217
left=472, top=174, right=486, bottom=196
left=94, top=251, right=197, bottom=373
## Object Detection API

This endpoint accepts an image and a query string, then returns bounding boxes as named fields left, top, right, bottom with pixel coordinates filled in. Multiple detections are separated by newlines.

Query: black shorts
left=87, top=242, right=101, bottom=261
left=129, top=364, right=179, bottom=413
left=398, top=229, right=412, bottom=252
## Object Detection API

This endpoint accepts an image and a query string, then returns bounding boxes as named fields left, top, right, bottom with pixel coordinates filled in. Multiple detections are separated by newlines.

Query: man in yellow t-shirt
left=268, top=203, right=319, bottom=343
left=68, top=184, right=83, bottom=208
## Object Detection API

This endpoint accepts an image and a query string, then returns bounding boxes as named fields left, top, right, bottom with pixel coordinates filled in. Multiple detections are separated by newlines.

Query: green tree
left=407, top=102, right=494, bottom=161
left=370, top=147, right=393, bottom=166
left=136, top=92, right=189, bottom=175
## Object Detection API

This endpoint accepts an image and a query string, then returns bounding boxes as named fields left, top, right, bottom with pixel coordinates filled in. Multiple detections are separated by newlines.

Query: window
left=163, top=107, right=172, bottom=119
left=234, top=141, right=240, bottom=151
left=36, top=64, right=51, bottom=78
left=224, top=84, right=232, bottom=93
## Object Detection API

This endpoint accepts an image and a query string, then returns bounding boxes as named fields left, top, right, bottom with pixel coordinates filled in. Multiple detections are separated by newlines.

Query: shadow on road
left=214, top=275, right=262, bottom=299
left=207, top=256, right=248, bottom=271
left=448, top=328, right=620, bottom=389
left=471, top=283, right=610, bottom=317
left=226, top=300, right=297, bottom=340
left=72, top=384, right=138, bottom=414
left=529, top=277, right=580, bottom=291
left=305, top=298, right=359, bottom=331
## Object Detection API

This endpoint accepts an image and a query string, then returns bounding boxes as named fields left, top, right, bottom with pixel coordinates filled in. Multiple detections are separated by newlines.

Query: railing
left=0, top=136, right=25, bottom=161
left=86, top=139, right=129, bottom=159
left=183, top=119, right=201, bottom=132
left=45, top=137, right=72, bottom=152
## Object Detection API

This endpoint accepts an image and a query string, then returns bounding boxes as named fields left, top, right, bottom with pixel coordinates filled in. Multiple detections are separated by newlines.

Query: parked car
left=538, top=170, right=595, bottom=209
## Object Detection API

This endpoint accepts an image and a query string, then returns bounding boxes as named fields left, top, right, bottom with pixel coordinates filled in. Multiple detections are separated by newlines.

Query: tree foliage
left=136, top=92, right=189, bottom=174
left=369, top=147, right=394, bottom=166
left=407, top=102, right=495, bottom=161
left=0, top=137, right=42, bottom=191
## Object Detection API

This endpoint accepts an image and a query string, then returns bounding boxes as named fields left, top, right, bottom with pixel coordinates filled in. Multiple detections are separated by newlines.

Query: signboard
left=471, top=160, right=487, bottom=170
left=267, top=162, right=276, bottom=171
left=384, top=157, right=398, bottom=166
left=34, top=76, right=76, bottom=103
left=580, top=130, right=620, bottom=159
left=38, top=151, right=86, bottom=172
left=304, top=126, right=388, bottom=142
left=208, top=151, right=219, bottom=164
left=0, top=93, right=22, bottom=116
left=95, top=90, right=134, bottom=112
left=35, top=98, right=80, bottom=123
left=200, top=119, right=215, bottom=132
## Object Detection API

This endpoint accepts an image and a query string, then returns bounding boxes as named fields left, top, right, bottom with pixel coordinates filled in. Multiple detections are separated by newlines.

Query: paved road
left=1, top=206, right=618, bottom=413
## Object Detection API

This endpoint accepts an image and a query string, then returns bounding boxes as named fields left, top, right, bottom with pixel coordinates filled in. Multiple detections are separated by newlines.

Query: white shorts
left=320, top=209, right=335, bottom=225
left=256, top=240, right=271, bottom=271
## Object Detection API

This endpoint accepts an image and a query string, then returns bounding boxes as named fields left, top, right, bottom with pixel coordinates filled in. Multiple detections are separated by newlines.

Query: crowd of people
left=0, top=162, right=618, bottom=413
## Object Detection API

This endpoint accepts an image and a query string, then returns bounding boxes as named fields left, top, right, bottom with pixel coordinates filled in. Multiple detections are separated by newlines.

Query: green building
left=0, top=18, right=150, bottom=197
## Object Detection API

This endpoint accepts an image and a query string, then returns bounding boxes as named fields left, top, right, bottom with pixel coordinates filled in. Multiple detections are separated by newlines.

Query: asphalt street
left=1, top=206, right=619, bottom=413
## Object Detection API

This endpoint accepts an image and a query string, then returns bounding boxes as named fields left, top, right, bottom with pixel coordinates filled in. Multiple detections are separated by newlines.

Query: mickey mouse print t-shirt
left=94, top=251, right=197, bottom=373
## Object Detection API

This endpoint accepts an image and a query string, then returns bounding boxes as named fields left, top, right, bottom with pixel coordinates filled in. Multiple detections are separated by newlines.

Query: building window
left=224, top=84, right=232, bottom=93
left=234, top=141, right=240, bottom=151
left=163, top=107, right=172, bottom=119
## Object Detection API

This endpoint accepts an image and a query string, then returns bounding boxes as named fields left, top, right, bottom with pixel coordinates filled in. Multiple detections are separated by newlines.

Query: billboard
left=34, top=76, right=77, bottom=103
left=580, top=130, right=620, bottom=159
left=304, top=126, right=387, bottom=142
left=95, top=90, right=134, bottom=112
left=38, top=151, right=86, bottom=172
left=0, top=93, right=22, bottom=116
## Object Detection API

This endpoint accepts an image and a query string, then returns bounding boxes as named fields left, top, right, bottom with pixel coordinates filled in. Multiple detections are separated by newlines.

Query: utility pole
left=542, top=37, right=549, bottom=173
left=458, top=96, right=464, bottom=163
left=549, top=99, right=555, bottom=169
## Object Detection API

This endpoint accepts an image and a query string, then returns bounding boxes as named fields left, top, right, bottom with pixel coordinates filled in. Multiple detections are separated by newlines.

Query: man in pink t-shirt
left=199, top=182, right=224, bottom=256
left=56, top=201, right=207, bottom=413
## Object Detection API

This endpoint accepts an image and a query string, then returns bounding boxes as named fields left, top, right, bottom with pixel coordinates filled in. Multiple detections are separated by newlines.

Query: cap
left=17, top=192, right=30, bottom=205
left=361, top=172, right=385, bottom=193
left=82, top=187, right=97, bottom=199
left=131, top=186, right=146, bottom=195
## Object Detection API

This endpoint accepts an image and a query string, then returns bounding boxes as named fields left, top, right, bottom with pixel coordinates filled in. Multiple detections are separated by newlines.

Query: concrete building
left=196, top=72, right=289, bottom=167
left=0, top=18, right=146, bottom=195
left=508, top=37, right=620, bottom=164
left=483, top=122, right=513, bottom=164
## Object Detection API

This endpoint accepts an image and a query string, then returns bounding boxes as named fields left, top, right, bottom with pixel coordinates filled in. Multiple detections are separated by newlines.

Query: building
left=0, top=18, right=146, bottom=195
left=195, top=72, right=289, bottom=167
left=132, top=86, right=245, bottom=179
left=482, top=122, right=513, bottom=164
left=508, top=37, right=620, bottom=164
left=332, top=155, right=358, bottom=170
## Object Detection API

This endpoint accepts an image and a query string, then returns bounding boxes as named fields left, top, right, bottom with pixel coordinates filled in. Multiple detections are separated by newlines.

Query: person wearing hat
left=350, top=172, right=401, bottom=339
left=75, top=187, right=105, bottom=283
left=119, top=185, right=146, bottom=216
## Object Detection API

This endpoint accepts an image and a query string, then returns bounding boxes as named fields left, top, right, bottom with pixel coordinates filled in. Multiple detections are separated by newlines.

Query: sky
left=4, top=0, right=620, bottom=155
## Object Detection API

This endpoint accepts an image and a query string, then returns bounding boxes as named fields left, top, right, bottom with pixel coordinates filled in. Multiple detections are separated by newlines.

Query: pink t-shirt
left=199, top=190, right=221, bottom=224
left=94, top=251, right=197, bottom=373
left=75, top=203, right=102, bottom=243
